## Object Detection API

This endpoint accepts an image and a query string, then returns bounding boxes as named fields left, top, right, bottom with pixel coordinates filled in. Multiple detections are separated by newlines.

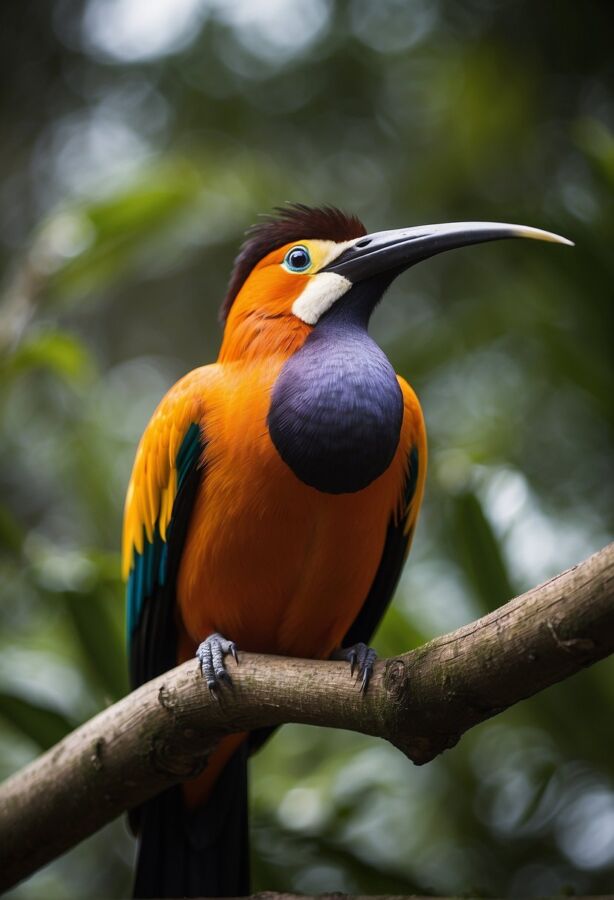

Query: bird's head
left=218, top=204, right=571, bottom=361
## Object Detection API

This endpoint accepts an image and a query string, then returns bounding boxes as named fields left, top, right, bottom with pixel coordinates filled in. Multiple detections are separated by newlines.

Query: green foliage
left=0, top=504, right=25, bottom=556
left=0, top=691, right=74, bottom=752
left=448, top=490, right=517, bottom=613
left=63, top=586, right=128, bottom=703
left=0, top=1, right=612, bottom=898
left=2, top=332, right=93, bottom=385
left=49, top=164, right=206, bottom=300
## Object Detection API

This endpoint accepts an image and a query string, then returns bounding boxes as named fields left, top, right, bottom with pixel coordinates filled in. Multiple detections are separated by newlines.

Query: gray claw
left=196, top=632, right=239, bottom=692
left=333, top=642, right=377, bottom=693
left=349, top=649, right=357, bottom=676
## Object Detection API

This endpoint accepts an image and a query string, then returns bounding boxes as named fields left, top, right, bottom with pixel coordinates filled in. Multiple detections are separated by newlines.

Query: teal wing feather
left=125, top=422, right=203, bottom=687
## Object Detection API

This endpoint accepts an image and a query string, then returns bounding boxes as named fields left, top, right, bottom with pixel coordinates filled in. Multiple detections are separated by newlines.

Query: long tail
left=132, top=743, right=249, bottom=898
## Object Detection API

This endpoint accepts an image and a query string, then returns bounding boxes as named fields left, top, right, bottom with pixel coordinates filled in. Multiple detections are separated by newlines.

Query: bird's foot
left=196, top=632, right=239, bottom=693
left=332, top=642, right=377, bottom=693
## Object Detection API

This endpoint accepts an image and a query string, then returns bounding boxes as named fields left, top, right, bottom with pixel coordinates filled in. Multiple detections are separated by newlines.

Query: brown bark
left=0, top=543, right=613, bottom=891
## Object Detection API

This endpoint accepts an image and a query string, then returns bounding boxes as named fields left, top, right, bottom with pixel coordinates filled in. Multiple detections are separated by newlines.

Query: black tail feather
left=133, top=744, right=249, bottom=898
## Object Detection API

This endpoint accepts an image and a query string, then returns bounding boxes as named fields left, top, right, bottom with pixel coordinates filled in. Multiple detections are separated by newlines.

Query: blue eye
left=284, top=245, right=311, bottom=272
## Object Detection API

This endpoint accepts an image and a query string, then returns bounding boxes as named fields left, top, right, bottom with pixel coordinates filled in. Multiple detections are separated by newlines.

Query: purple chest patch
left=267, top=320, right=403, bottom=494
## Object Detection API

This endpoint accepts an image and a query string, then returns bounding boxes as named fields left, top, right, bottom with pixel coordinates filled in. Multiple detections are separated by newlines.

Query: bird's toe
left=332, top=642, right=377, bottom=693
left=359, top=646, right=377, bottom=693
left=196, top=632, right=239, bottom=692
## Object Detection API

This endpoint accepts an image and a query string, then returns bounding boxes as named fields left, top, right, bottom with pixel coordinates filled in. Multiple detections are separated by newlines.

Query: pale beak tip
left=513, top=225, right=574, bottom=247
left=543, top=232, right=575, bottom=247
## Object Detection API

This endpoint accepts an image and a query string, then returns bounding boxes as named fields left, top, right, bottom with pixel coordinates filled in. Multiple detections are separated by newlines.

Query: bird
left=122, top=204, right=571, bottom=897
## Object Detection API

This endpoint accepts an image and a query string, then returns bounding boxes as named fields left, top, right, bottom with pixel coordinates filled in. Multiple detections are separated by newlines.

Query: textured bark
left=0, top=543, right=613, bottom=891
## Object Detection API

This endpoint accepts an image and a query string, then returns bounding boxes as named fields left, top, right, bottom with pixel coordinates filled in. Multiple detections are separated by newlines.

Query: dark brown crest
left=220, top=203, right=367, bottom=322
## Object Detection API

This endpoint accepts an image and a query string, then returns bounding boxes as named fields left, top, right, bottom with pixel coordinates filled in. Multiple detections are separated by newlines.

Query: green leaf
left=373, top=604, right=428, bottom=657
left=48, top=162, right=204, bottom=300
left=0, top=690, right=74, bottom=751
left=63, top=587, right=128, bottom=702
left=449, top=489, right=517, bottom=613
left=4, top=330, right=93, bottom=384
left=0, top=504, right=25, bottom=555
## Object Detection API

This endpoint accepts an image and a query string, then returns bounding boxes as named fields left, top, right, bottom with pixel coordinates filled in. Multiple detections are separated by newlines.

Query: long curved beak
left=323, top=221, right=573, bottom=283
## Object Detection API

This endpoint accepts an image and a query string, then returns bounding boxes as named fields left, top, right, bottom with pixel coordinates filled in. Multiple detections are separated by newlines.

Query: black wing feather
left=342, top=445, right=420, bottom=648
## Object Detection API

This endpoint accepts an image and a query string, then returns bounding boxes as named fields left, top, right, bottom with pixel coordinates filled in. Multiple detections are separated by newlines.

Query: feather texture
left=123, top=370, right=210, bottom=640
left=121, top=209, right=428, bottom=898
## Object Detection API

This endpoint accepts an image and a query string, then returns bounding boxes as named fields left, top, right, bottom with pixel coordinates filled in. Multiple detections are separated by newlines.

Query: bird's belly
left=177, top=431, right=402, bottom=660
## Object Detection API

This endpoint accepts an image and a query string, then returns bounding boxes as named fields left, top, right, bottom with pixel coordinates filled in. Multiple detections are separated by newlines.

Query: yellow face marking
left=306, top=238, right=361, bottom=271
left=281, top=238, right=360, bottom=275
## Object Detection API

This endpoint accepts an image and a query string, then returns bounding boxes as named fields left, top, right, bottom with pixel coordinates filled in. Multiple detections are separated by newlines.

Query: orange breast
left=177, top=356, right=421, bottom=661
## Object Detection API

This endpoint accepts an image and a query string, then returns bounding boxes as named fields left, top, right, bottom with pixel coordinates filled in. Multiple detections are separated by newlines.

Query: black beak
left=323, top=221, right=573, bottom=283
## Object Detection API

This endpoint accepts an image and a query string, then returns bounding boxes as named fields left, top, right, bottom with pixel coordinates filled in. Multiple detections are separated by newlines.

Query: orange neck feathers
left=218, top=246, right=312, bottom=364
left=218, top=305, right=311, bottom=364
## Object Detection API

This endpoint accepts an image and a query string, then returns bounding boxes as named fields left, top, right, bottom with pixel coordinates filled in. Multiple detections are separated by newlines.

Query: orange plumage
left=124, top=232, right=426, bottom=667
left=124, top=207, right=427, bottom=898
left=176, top=360, right=424, bottom=659
left=124, top=206, right=567, bottom=897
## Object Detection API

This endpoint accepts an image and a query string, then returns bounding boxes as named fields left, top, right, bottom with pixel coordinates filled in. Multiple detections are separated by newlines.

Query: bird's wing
left=124, top=367, right=249, bottom=893
left=122, top=369, right=209, bottom=689
left=342, top=378, right=426, bottom=648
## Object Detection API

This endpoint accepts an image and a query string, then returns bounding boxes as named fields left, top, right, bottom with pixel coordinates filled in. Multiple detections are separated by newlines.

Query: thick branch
left=1, top=543, right=613, bottom=890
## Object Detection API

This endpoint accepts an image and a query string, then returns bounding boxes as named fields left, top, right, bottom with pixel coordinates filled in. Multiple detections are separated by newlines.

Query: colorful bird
left=122, top=205, right=570, bottom=897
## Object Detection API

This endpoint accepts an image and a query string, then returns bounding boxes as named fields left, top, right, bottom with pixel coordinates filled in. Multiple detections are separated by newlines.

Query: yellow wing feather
left=121, top=367, right=213, bottom=580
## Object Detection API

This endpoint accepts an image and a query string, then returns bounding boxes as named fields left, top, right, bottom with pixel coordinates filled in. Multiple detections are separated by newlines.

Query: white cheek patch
left=291, top=272, right=352, bottom=325
left=290, top=237, right=360, bottom=325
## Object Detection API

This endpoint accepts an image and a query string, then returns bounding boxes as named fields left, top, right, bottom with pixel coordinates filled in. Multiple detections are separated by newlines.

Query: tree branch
left=1, top=543, right=613, bottom=891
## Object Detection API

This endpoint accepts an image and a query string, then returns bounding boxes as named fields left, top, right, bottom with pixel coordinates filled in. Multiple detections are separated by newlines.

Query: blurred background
left=0, top=1, right=612, bottom=897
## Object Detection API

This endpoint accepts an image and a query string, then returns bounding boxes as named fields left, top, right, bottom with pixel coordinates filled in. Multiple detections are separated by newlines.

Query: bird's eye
left=284, top=245, right=311, bottom=272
